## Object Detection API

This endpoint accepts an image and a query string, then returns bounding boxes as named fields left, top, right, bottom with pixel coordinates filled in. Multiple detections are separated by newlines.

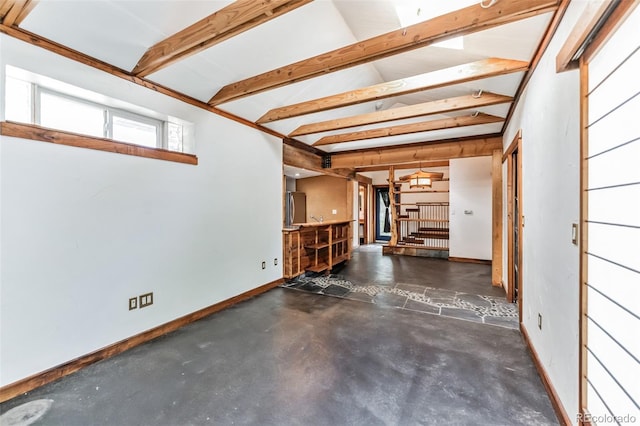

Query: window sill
left=0, top=121, right=198, bottom=165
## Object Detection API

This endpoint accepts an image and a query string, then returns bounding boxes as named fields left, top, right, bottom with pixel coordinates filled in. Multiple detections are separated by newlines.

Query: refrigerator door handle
left=290, top=193, right=295, bottom=225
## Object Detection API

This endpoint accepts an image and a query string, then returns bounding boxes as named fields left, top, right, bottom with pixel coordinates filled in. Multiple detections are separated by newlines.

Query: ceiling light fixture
left=403, top=162, right=445, bottom=189
left=409, top=170, right=433, bottom=189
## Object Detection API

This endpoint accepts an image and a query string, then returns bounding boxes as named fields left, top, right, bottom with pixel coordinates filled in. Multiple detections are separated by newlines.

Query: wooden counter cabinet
left=282, top=220, right=352, bottom=279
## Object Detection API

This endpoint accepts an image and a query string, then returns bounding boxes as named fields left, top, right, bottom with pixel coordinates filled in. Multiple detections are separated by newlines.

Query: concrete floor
left=0, top=251, right=558, bottom=425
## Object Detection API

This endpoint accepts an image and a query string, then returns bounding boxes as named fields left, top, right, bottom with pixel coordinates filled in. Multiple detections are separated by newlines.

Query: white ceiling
left=19, top=0, right=555, bottom=154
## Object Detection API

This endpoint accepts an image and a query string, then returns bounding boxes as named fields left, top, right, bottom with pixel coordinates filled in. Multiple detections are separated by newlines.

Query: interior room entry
left=358, top=183, right=368, bottom=244
left=374, top=186, right=391, bottom=242
left=506, top=132, right=523, bottom=318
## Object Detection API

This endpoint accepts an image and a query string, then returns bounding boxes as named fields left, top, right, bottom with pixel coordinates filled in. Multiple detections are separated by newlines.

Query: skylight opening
left=394, top=0, right=466, bottom=50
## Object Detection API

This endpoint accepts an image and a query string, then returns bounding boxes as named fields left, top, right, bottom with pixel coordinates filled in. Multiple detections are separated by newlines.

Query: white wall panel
left=0, top=35, right=283, bottom=386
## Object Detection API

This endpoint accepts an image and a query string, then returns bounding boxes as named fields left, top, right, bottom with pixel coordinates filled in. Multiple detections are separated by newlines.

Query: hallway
left=0, top=250, right=557, bottom=425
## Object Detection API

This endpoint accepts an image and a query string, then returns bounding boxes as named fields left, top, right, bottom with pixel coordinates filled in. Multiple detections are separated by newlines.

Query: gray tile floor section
left=284, top=275, right=518, bottom=329
left=284, top=245, right=518, bottom=329
left=0, top=290, right=558, bottom=426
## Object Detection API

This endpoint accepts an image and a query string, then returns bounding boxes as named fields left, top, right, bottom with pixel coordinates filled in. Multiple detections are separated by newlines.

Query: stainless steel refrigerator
left=285, top=191, right=306, bottom=226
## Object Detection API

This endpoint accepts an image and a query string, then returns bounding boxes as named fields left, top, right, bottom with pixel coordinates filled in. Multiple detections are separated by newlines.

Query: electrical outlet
left=274, top=258, right=278, bottom=266
left=261, top=261, right=266, bottom=270
left=129, top=297, right=137, bottom=310
left=332, top=209, right=337, bottom=215
left=538, top=313, right=542, bottom=330
left=139, top=292, right=153, bottom=308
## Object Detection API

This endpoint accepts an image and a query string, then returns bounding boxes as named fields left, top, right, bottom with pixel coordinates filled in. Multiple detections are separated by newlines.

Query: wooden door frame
left=372, top=184, right=391, bottom=242
left=504, top=130, right=523, bottom=319
left=358, top=182, right=369, bottom=245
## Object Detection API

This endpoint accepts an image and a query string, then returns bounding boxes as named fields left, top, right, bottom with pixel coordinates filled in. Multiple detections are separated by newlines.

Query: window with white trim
left=5, top=72, right=188, bottom=153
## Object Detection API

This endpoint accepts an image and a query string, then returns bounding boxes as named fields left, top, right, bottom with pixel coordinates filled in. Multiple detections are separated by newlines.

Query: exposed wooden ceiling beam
left=0, top=24, right=322, bottom=153
left=313, top=113, right=504, bottom=147
left=283, top=143, right=355, bottom=180
left=355, top=161, right=449, bottom=172
left=0, top=1, right=14, bottom=18
left=330, top=136, right=503, bottom=169
left=132, top=0, right=311, bottom=77
left=258, top=58, right=528, bottom=124
left=209, top=0, right=559, bottom=105
left=289, top=92, right=513, bottom=137
left=1, top=0, right=38, bottom=26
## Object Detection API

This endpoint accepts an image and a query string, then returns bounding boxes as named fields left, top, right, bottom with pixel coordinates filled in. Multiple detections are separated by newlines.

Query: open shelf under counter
left=282, top=220, right=353, bottom=278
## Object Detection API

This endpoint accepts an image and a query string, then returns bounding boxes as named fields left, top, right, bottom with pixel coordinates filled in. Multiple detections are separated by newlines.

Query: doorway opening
left=374, top=186, right=391, bottom=242
left=358, top=183, right=368, bottom=245
left=506, top=131, right=523, bottom=319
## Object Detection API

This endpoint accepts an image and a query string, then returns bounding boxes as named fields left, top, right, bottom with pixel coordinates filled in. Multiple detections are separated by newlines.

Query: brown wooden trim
left=448, top=257, right=492, bottom=265
left=582, top=0, right=639, bottom=64
left=313, top=113, right=504, bottom=147
left=330, top=137, right=502, bottom=169
left=556, top=1, right=614, bottom=72
left=290, top=93, right=513, bottom=137
left=133, top=0, right=312, bottom=77
left=0, top=121, right=198, bottom=165
left=260, top=59, right=527, bottom=124
left=210, top=0, right=560, bottom=105
left=505, top=130, right=523, bottom=307
left=0, top=24, right=303, bottom=146
left=388, top=166, right=398, bottom=246
left=506, top=152, right=514, bottom=303
left=516, top=136, right=523, bottom=320
left=521, top=324, right=572, bottom=425
left=358, top=182, right=369, bottom=244
left=491, top=149, right=503, bottom=286
left=502, top=0, right=571, bottom=134
left=503, top=129, right=522, bottom=163
left=578, top=56, right=590, bottom=421
left=356, top=161, right=449, bottom=172
left=354, top=174, right=373, bottom=185
left=0, top=278, right=284, bottom=403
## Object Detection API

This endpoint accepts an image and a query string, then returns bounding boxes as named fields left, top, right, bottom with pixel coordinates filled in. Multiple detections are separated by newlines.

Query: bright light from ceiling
left=394, top=0, right=466, bottom=50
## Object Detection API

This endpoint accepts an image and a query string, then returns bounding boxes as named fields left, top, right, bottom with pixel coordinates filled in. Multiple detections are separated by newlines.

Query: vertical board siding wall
left=582, top=6, right=640, bottom=422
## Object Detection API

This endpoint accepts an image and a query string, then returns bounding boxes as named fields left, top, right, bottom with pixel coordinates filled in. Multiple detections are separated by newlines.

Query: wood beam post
left=389, top=166, right=398, bottom=246
left=492, top=148, right=503, bottom=287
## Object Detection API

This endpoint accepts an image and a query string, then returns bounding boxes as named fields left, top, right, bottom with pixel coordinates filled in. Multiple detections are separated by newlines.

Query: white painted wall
left=0, top=36, right=283, bottom=386
left=449, top=157, right=492, bottom=260
left=502, top=2, right=591, bottom=422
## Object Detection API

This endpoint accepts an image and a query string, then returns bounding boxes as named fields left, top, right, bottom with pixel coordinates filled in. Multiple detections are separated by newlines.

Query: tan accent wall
left=296, top=175, right=349, bottom=222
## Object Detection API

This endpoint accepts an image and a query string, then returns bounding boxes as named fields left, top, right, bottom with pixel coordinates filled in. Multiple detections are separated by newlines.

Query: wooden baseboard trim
left=520, top=323, right=572, bottom=426
left=448, top=256, right=492, bottom=265
left=0, top=278, right=283, bottom=403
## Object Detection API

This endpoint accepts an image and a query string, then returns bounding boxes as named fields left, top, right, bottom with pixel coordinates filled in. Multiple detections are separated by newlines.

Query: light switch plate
left=572, top=223, right=578, bottom=245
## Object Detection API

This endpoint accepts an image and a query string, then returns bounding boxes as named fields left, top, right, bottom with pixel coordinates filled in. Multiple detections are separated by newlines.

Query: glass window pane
left=40, top=92, right=104, bottom=138
left=167, top=122, right=183, bottom=152
left=112, top=115, right=158, bottom=148
left=5, top=77, right=32, bottom=123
